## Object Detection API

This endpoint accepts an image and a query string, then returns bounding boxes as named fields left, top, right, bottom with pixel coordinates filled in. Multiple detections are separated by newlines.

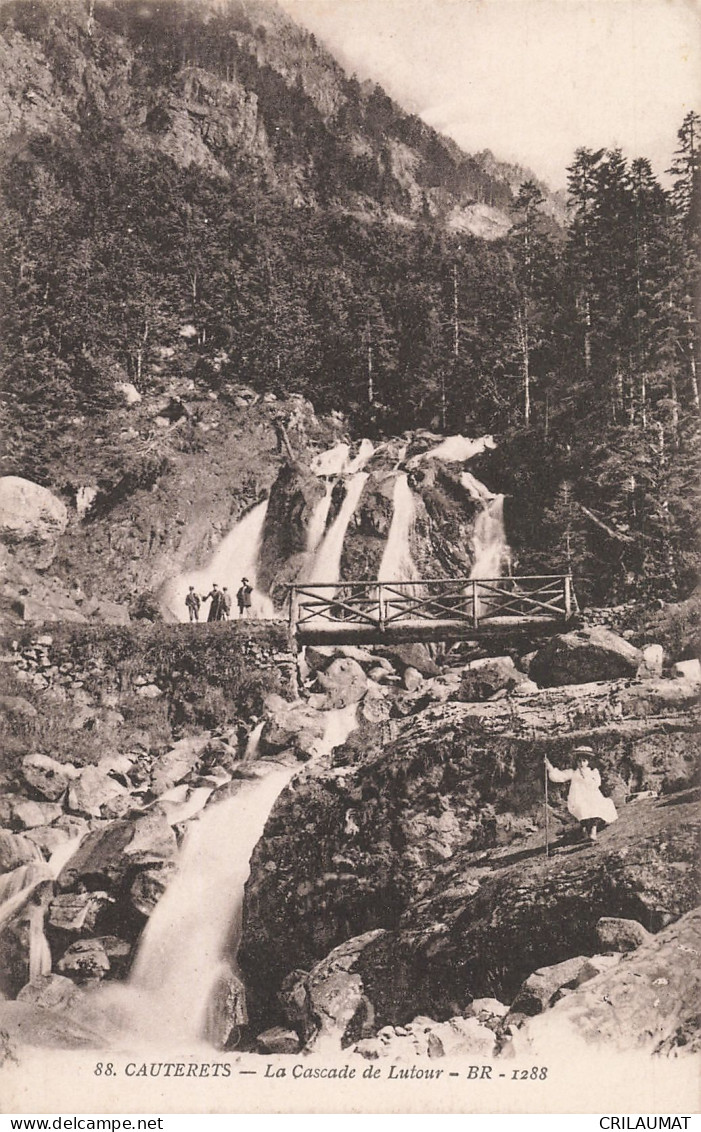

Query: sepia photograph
left=0, top=0, right=699, bottom=1116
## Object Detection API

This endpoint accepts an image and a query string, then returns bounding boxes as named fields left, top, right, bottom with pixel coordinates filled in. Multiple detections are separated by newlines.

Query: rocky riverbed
left=0, top=615, right=698, bottom=1064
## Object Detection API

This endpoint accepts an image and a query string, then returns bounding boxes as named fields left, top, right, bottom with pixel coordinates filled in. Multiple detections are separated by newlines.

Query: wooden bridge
left=286, top=574, right=578, bottom=645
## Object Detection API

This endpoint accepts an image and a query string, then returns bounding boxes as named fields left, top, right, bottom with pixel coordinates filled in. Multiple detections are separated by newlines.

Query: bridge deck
left=295, top=613, right=572, bottom=646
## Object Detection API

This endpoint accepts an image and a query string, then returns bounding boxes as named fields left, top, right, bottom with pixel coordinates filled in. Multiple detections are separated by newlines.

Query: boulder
left=508, top=956, right=590, bottom=1016
left=403, top=666, right=423, bottom=692
left=22, top=754, right=79, bottom=801
left=637, top=644, right=665, bottom=679
left=595, top=916, right=652, bottom=953
left=23, top=826, right=70, bottom=859
left=203, top=967, right=247, bottom=1049
left=0, top=831, right=42, bottom=872
left=316, top=658, right=368, bottom=709
left=375, top=643, right=440, bottom=677
left=57, top=939, right=111, bottom=981
left=17, top=973, right=83, bottom=1011
left=280, top=931, right=387, bottom=1049
left=256, top=1026, right=301, bottom=1055
left=67, top=767, right=129, bottom=819
left=456, top=656, right=527, bottom=702
left=150, top=736, right=210, bottom=795
left=464, top=997, right=509, bottom=1030
left=12, top=800, right=63, bottom=830
left=0, top=695, right=38, bottom=720
left=19, top=596, right=87, bottom=624
left=425, top=1016, right=496, bottom=1059
left=130, top=864, right=177, bottom=917
left=114, top=381, right=141, bottom=406
left=57, top=813, right=176, bottom=892
left=517, top=907, right=701, bottom=1055
left=48, top=892, right=114, bottom=935
left=260, top=695, right=326, bottom=756
left=673, top=659, right=701, bottom=683
left=0, top=477, right=68, bottom=568
left=529, top=627, right=643, bottom=686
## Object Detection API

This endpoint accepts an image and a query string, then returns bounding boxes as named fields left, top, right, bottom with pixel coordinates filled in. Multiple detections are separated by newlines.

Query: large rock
left=529, top=627, right=643, bottom=686
left=17, top=973, right=84, bottom=1012
left=456, top=656, right=528, bottom=702
left=595, top=916, right=652, bottom=953
left=517, top=907, right=701, bottom=1055
left=67, top=767, right=129, bottom=819
left=375, top=643, right=440, bottom=678
left=256, top=1026, right=301, bottom=1055
left=0, top=831, right=42, bottom=872
left=316, top=658, right=368, bottom=709
left=57, top=812, right=177, bottom=893
left=48, top=892, right=114, bottom=935
left=256, top=461, right=325, bottom=595
left=260, top=694, right=326, bottom=756
left=508, top=956, right=590, bottom=1016
left=22, top=754, right=80, bottom=802
left=279, top=931, right=386, bottom=1050
left=203, top=968, right=247, bottom=1049
left=12, top=800, right=63, bottom=830
left=150, top=736, right=210, bottom=795
left=57, top=939, right=111, bottom=981
left=0, top=477, right=68, bottom=568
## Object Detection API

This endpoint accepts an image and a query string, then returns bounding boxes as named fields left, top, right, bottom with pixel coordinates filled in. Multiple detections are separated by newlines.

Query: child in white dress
left=545, top=745, right=618, bottom=842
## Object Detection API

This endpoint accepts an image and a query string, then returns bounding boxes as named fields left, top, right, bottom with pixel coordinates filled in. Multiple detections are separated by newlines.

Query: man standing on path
left=221, top=587, right=232, bottom=620
left=237, top=578, right=253, bottom=618
left=185, top=586, right=201, bottom=622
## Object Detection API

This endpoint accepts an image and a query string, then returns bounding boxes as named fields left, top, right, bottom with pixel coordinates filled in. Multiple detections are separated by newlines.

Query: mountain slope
left=0, top=0, right=553, bottom=232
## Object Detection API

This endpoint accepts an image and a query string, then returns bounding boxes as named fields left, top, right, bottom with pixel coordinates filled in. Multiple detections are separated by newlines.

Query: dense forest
left=0, top=0, right=698, bottom=604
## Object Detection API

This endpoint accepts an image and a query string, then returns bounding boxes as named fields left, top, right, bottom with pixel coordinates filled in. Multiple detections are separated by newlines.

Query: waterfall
left=470, top=494, right=509, bottom=580
left=122, top=704, right=358, bottom=1047
left=310, top=443, right=350, bottom=477
left=126, top=765, right=298, bottom=1043
left=308, top=473, right=368, bottom=586
left=0, top=835, right=84, bottom=983
left=407, top=433, right=497, bottom=468
left=343, top=438, right=374, bottom=474
left=378, top=474, right=417, bottom=583
left=469, top=493, right=510, bottom=616
left=305, top=480, right=334, bottom=554
left=460, top=470, right=496, bottom=504
left=165, top=499, right=275, bottom=621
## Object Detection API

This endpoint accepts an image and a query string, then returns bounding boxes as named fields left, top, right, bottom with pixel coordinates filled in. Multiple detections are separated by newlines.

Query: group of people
left=185, top=579, right=253, bottom=622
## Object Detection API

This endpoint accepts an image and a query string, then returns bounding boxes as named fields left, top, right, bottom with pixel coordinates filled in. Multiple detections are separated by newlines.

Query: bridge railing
left=287, top=575, right=576, bottom=634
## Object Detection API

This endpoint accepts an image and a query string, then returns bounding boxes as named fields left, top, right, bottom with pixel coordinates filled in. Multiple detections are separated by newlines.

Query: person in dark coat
left=204, top=584, right=223, bottom=622
left=185, top=586, right=201, bottom=622
left=237, top=578, right=253, bottom=617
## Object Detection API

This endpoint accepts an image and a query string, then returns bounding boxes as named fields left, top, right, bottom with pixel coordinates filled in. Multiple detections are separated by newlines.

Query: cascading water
left=308, top=473, right=368, bottom=587
left=343, top=438, right=374, bottom=474
left=378, top=474, right=417, bottom=582
left=0, top=834, right=85, bottom=983
left=165, top=499, right=275, bottom=621
left=305, top=480, right=334, bottom=554
left=469, top=493, right=510, bottom=615
left=120, top=703, right=358, bottom=1047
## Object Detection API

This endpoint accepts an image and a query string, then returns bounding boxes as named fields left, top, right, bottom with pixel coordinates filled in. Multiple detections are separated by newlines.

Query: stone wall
left=3, top=620, right=298, bottom=705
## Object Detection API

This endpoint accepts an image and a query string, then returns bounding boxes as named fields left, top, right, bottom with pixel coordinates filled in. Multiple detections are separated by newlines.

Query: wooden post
left=564, top=574, right=572, bottom=620
left=288, top=587, right=298, bottom=636
left=544, top=760, right=550, bottom=858
left=378, top=584, right=385, bottom=633
left=472, top=579, right=479, bottom=629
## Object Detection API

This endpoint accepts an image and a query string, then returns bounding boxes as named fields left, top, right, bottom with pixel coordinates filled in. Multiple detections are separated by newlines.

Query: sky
left=278, top=0, right=701, bottom=189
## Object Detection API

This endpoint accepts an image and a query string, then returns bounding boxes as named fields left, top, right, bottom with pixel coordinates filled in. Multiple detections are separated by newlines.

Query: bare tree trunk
left=367, top=343, right=373, bottom=404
